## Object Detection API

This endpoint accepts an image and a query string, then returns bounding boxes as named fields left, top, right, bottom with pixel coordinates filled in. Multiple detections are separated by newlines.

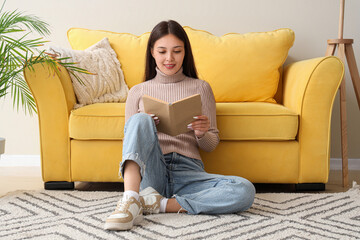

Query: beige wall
left=1, top=0, right=359, bottom=158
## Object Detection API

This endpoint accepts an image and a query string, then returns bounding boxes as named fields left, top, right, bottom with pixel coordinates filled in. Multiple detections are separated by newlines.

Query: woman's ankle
left=165, top=198, right=187, bottom=213
left=123, top=190, right=140, bottom=201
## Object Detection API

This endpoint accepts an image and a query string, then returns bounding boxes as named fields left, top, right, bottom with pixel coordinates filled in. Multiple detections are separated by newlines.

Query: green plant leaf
left=0, top=9, right=50, bottom=36
left=1, top=1, right=91, bottom=115
left=9, top=73, right=37, bottom=115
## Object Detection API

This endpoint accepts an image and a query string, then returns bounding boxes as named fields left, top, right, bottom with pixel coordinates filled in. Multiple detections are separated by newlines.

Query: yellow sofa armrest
left=24, top=63, right=76, bottom=182
left=283, top=56, right=344, bottom=183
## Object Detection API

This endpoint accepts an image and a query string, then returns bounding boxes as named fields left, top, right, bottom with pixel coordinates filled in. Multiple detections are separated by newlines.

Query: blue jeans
left=120, top=113, right=256, bottom=215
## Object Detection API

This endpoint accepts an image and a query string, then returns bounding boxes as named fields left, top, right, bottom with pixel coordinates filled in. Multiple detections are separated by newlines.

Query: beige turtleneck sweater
left=125, top=68, right=219, bottom=160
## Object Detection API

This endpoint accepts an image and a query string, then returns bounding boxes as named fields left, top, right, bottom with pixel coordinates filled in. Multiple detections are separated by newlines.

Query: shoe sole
left=104, top=215, right=144, bottom=231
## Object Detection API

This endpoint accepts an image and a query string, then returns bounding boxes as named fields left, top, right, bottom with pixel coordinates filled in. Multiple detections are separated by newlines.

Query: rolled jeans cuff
left=119, top=152, right=146, bottom=179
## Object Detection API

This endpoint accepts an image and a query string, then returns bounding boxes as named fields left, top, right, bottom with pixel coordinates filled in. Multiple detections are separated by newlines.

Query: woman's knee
left=230, top=177, right=256, bottom=212
left=125, top=113, right=156, bottom=134
left=127, top=112, right=153, bottom=126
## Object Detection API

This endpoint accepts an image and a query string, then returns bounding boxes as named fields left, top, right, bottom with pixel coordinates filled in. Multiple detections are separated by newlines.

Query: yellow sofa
left=24, top=27, right=344, bottom=190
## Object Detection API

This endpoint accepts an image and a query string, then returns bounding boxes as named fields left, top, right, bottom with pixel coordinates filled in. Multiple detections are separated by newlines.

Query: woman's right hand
left=148, top=113, right=160, bottom=125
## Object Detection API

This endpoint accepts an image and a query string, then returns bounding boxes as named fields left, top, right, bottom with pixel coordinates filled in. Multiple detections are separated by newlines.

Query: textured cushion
left=49, top=38, right=129, bottom=109
left=67, top=28, right=150, bottom=89
left=184, top=27, right=295, bottom=103
left=69, top=102, right=297, bottom=141
left=216, top=102, right=298, bottom=140
left=69, top=103, right=125, bottom=140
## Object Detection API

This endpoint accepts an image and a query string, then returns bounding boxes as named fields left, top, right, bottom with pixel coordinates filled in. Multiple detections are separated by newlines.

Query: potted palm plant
left=0, top=0, right=89, bottom=158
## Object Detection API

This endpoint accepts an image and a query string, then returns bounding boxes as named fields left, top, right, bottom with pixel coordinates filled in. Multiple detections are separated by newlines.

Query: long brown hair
left=145, top=20, right=198, bottom=81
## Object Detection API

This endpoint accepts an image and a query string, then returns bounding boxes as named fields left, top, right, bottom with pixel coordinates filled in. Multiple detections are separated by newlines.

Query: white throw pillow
left=49, top=38, right=129, bottom=109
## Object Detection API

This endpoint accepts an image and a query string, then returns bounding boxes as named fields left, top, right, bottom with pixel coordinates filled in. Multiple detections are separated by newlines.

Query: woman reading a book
left=105, top=20, right=255, bottom=231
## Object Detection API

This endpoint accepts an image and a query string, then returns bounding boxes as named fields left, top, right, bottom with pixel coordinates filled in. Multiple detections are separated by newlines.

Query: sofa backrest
left=67, top=27, right=294, bottom=103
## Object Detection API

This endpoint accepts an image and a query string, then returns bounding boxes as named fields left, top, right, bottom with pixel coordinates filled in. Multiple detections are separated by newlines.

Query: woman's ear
left=151, top=48, right=154, bottom=58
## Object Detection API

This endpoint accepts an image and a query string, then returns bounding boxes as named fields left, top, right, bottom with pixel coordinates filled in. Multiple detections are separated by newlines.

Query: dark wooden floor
left=76, top=170, right=359, bottom=193
left=1, top=167, right=359, bottom=196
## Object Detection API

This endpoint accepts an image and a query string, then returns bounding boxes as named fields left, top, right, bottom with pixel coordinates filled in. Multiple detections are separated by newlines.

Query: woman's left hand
left=188, top=115, right=210, bottom=138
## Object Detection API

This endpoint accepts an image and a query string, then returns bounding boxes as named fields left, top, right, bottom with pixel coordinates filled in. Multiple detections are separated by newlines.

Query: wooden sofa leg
left=295, top=183, right=325, bottom=191
left=44, top=181, right=75, bottom=190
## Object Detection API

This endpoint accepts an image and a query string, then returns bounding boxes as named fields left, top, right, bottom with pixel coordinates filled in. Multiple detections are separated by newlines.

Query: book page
left=142, top=95, right=171, bottom=134
left=142, top=94, right=202, bottom=136
left=169, top=94, right=202, bottom=136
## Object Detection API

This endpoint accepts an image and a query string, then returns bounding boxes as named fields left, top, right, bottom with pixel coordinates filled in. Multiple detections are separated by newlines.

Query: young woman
left=104, top=20, right=255, bottom=231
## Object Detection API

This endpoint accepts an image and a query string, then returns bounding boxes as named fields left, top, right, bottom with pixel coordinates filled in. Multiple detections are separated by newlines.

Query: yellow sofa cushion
left=69, top=103, right=126, bottom=140
left=184, top=27, right=295, bottom=103
left=67, top=28, right=150, bottom=89
left=67, top=27, right=294, bottom=103
left=69, top=102, right=297, bottom=141
left=216, top=102, right=298, bottom=140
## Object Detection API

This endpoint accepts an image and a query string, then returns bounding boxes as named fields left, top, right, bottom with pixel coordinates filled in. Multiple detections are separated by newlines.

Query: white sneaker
left=139, top=187, right=164, bottom=214
left=104, top=196, right=143, bottom=231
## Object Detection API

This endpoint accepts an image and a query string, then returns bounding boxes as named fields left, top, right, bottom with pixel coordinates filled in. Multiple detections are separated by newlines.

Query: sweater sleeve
left=196, top=81, right=220, bottom=152
left=125, top=84, right=142, bottom=122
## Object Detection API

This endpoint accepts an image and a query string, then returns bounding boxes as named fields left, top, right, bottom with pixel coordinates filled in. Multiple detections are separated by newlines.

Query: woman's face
left=151, top=34, right=185, bottom=76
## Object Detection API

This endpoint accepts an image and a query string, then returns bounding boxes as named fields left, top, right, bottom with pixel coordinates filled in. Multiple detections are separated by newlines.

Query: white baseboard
left=1, top=155, right=359, bottom=170
left=0, top=155, right=41, bottom=167
left=330, top=158, right=360, bottom=170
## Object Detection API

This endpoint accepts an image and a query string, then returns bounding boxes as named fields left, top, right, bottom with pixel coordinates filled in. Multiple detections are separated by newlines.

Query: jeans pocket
left=191, top=158, right=205, bottom=171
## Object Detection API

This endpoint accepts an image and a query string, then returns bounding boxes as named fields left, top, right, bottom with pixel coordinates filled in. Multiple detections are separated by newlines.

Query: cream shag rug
left=1, top=183, right=360, bottom=240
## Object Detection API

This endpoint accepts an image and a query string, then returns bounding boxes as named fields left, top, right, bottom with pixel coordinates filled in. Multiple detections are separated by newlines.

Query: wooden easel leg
left=339, top=81, right=349, bottom=188
left=326, top=44, right=336, bottom=56
left=345, top=44, right=360, bottom=109
left=338, top=43, right=349, bottom=188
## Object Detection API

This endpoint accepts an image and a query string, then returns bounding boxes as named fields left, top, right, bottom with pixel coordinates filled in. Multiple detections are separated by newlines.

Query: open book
left=142, top=94, right=202, bottom=136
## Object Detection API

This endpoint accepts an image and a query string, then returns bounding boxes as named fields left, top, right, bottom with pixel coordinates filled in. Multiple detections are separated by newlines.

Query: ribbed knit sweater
left=125, top=68, right=219, bottom=160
